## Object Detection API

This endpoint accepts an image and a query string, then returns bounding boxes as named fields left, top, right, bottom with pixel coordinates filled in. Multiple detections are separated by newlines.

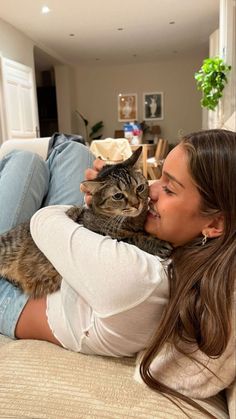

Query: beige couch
left=0, top=138, right=235, bottom=419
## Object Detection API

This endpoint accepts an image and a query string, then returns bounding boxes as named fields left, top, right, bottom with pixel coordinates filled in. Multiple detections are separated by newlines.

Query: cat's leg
left=126, top=234, right=173, bottom=258
left=65, top=205, right=85, bottom=222
left=43, top=142, right=95, bottom=206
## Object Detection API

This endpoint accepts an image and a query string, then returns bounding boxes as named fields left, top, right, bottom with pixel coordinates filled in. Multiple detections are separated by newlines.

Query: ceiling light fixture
left=41, top=5, right=51, bottom=14
left=69, top=33, right=75, bottom=37
left=117, top=27, right=124, bottom=31
left=169, top=21, right=175, bottom=24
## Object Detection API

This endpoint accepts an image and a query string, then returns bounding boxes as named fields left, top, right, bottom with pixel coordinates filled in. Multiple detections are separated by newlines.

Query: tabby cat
left=0, top=147, right=172, bottom=298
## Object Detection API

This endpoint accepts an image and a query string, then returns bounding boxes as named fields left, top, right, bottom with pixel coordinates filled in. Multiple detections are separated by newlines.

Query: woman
left=0, top=130, right=235, bottom=402
left=139, top=129, right=235, bottom=402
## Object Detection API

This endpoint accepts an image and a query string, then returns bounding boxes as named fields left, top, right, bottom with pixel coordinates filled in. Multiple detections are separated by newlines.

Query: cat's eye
left=136, top=184, right=145, bottom=193
left=113, top=192, right=125, bottom=200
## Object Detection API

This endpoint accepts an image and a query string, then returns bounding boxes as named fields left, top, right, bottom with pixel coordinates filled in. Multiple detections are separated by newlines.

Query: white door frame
left=0, top=56, right=39, bottom=141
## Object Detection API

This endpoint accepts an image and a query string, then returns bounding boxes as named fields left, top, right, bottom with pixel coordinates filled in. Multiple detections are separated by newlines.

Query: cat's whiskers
left=105, top=215, right=125, bottom=236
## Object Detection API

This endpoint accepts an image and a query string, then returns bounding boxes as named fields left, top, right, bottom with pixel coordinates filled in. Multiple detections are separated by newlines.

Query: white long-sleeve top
left=30, top=205, right=169, bottom=357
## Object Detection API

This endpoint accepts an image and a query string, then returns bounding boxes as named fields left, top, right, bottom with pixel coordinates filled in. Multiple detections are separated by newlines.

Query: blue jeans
left=0, top=142, right=94, bottom=338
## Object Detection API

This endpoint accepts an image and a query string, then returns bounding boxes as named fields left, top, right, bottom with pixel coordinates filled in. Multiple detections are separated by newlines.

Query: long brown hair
left=140, top=129, right=236, bottom=415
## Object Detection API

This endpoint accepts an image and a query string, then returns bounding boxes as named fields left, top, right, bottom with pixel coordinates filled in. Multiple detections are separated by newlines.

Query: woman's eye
left=113, top=192, right=125, bottom=200
left=136, top=184, right=145, bottom=193
left=162, top=185, right=174, bottom=195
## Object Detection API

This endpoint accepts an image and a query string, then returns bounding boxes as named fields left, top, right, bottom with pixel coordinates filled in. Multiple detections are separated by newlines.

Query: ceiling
left=0, top=0, right=219, bottom=67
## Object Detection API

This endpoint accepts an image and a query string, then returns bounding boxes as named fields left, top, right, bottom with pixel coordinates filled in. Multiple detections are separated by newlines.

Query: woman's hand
left=80, top=158, right=106, bottom=205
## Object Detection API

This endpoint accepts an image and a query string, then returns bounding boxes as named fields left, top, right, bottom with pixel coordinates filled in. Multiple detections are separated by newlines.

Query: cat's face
left=82, top=146, right=149, bottom=218
left=92, top=171, right=149, bottom=217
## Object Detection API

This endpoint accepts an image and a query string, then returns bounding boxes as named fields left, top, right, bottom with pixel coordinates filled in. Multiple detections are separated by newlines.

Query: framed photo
left=118, top=93, right=138, bottom=122
left=143, top=92, right=164, bottom=120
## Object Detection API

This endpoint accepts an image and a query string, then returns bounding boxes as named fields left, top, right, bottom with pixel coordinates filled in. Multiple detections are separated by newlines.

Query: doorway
left=34, top=47, right=60, bottom=137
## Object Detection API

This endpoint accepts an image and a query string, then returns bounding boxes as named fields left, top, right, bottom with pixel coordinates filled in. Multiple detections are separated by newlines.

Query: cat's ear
left=81, top=179, right=105, bottom=195
left=123, top=146, right=142, bottom=168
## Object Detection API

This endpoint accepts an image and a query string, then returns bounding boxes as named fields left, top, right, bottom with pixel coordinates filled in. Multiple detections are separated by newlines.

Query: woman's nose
left=149, top=180, right=160, bottom=200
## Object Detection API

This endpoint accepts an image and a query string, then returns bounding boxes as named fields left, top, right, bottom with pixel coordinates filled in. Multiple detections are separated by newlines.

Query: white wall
left=0, top=18, right=35, bottom=67
left=0, top=18, right=73, bottom=138
left=207, top=1, right=236, bottom=130
left=73, top=51, right=206, bottom=144
left=219, top=0, right=236, bottom=126
left=54, top=65, right=75, bottom=134
left=0, top=18, right=39, bottom=142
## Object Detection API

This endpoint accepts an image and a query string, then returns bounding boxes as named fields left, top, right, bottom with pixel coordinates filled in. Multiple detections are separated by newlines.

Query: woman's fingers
left=84, top=168, right=98, bottom=181
left=80, top=158, right=106, bottom=205
left=85, top=158, right=106, bottom=180
left=93, top=158, right=106, bottom=172
left=80, top=180, right=93, bottom=205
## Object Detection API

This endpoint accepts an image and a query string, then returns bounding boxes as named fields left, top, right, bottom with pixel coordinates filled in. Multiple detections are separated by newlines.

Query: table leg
left=142, top=147, right=148, bottom=178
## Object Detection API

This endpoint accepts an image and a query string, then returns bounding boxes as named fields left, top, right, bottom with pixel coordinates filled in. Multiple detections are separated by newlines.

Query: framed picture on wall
left=118, top=93, right=138, bottom=122
left=143, top=92, right=164, bottom=120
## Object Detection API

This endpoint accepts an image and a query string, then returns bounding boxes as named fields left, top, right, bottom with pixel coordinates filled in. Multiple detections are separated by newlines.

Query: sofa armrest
left=0, top=138, right=51, bottom=161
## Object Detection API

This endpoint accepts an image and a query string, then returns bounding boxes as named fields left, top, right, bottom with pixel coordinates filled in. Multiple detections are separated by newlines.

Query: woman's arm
left=30, top=205, right=165, bottom=317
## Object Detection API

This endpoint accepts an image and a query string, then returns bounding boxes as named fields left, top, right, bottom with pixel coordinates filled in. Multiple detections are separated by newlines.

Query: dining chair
left=146, top=138, right=169, bottom=179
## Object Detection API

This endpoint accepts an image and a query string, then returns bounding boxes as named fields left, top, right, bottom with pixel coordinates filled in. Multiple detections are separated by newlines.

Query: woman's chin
left=144, top=215, right=159, bottom=235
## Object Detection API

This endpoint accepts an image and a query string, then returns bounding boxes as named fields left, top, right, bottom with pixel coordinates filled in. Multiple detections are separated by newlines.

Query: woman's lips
left=148, top=203, right=160, bottom=218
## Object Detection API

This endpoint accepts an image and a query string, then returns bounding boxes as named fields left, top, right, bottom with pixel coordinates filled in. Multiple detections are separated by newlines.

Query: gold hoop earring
left=201, top=233, right=208, bottom=246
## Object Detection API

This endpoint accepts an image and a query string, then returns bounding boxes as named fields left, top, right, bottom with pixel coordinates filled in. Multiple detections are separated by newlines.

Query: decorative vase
left=149, top=98, right=157, bottom=117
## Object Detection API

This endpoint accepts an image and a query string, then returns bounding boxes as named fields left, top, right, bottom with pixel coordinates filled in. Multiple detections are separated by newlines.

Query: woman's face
left=145, top=144, right=212, bottom=247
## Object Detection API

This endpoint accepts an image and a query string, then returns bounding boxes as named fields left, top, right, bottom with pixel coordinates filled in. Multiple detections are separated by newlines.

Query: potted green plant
left=75, top=110, right=104, bottom=143
left=194, top=57, right=231, bottom=110
left=89, top=120, right=104, bottom=141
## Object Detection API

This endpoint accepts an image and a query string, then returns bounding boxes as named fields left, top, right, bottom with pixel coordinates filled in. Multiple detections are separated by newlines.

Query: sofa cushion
left=0, top=138, right=50, bottom=161
left=0, top=335, right=229, bottom=418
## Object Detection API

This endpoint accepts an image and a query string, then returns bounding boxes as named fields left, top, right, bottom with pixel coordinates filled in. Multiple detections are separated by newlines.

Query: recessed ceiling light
left=41, top=6, right=51, bottom=14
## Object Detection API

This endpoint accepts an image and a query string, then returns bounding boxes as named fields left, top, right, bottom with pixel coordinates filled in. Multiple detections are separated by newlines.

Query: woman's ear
left=202, top=214, right=224, bottom=239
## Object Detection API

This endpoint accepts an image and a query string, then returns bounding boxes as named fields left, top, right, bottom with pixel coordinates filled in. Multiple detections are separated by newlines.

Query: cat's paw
left=66, top=206, right=84, bottom=222
left=156, top=241, right=173, bottom=258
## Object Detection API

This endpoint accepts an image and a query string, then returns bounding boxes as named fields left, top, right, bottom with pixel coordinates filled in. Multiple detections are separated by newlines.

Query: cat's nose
left=130, top=199, right=140, bottom=209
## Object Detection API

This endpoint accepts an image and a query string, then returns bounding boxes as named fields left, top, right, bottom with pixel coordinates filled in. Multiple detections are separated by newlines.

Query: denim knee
left=0, top=150, right=49, bottom=233
left=44, top=142, right=95, bottom=206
